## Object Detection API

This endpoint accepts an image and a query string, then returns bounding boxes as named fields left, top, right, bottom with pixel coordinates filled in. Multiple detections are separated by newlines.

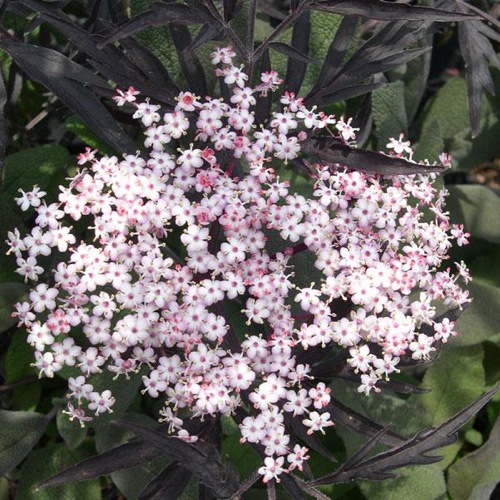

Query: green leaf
left=65, top=116, right=116, bottom=156
left=56, top=409, right=87, bottom=450
left=402, top=41, right=431, bottom=123
left=222, top=418, right=261, bottom=482
left=415, top=74, right=500, bottom=168
left=447, top=414, right=500, bottom=500
left=360, top=464, right=446, bottom=500
left=420, top=345, right=484, bottom=466
left=421, top=345, right=485, bottom=425
left=413, top=118, right=445, bottom=162
left=0, top=282, right=28, bottom=334
left=0, top=410, right=48, bottom=474
left=372, top=80, right=408, bottom=151
left=5, top=328, right=42, bottom=410
left=447, top=185, right=500, bottom=245
left=5, top=329, right=34, bottom=382
left=2, top=145, right=69, bottom=200
left=453, top=279, right=500, bottom=346
left=420, top=77, right=470, bottom=140
left=17, top=443, right=101, bottom=500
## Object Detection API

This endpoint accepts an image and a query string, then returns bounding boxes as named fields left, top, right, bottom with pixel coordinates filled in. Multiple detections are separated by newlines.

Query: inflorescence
left=7, top=46, right=471, bottom=482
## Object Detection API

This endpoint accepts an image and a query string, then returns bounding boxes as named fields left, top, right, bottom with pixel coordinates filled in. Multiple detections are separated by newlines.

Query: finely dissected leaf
left=255, top=49, right=273, bottom=127
left=114, top=420, right=239, bottom=499
left=170, top=24, right=208, bottom=97
left=300, top=137, right=445, bottom=175
left=269, top=42, right=317, bottom=65
left=35, top=438, right=165, bottom=491
left=98, top=1, right=215, bottom=46
left=23, top=2, right=178, bottom=103
left=281, top=473, right=306, bottom=500
left=270, top=10, right=345, bottom=98
left=447, top=414, right=500, bottom=500
left=455, top=4, right=500, bottom=135
left=0, top=40, right=135, bottom=154
left=17, top=443, right=101, bottom=500
left=308, top=386, right=499, bottom=485
left=326, top=397, right=405, bottom=448
left=0, top=69, right=7, bottom=190
left=0, top=410, right=48, bottom=474
left=310, top=0, right=475, bottom=21
left=403, top=37, right=432, bottom=123
left=305, top=20, right=432, bottom=107
left=284, top=10, right=311, bottom=95
left=223, top=0, right=239, bottom=22
left=137, top=462, right=192, bottom=500
left=93, top=414, right=171, bottom=499
left=312, top=15, right=358, bottom=95
left=0, top=283, right=28, bottom=334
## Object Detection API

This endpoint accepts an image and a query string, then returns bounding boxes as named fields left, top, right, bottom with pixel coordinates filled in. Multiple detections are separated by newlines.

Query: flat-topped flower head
left=7, top=48, right=470, bottom=484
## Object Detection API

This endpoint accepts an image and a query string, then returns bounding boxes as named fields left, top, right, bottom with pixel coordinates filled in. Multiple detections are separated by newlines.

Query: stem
left=253, top=0, right=312, bottom=61
left=229, top=470, right=261, bottom=500
left=204, top=0, right=250, bottom=64
left=0, top=375, right=37, bottom=391
left=269, top=241, right=308, bottom=260
left=245, top=0, right=259, bottom=76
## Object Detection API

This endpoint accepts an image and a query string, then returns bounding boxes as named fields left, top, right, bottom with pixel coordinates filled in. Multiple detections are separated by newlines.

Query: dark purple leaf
left=255, top=49, right=273, bottom=127
left=0, top=39, right=135, bottom=154
left=19, top=3, right=178, bottom=103
left=458, top=18, right=499, bottom=135
left=115, top=420, right=239, bottom=499
left=286, top=414, right=338, bottom=462
left=269, top=41, right=317, bottom=65
left=283, top=10, right=310, bottom=95
left=223, top=0, right=239, bottom=22
left=326, top=397, right=405, bottom=448
left=98, top=1, right=216, bottom=46
left=0, top=70, right=7, bottom=190
left=170, top=24, right=208, bottom=97
left=115, top=37, right=179, bottom=103
left=309, top=386, right=500, bottom=485
left=36, top=439, right=165, bottom=491
left=339, top=47, right=431, bottom=86
left=311, top=15, right=359, bottom=95
left=137, top=462, right=192, bottom=500
left=310, top=82, right=385, bottom=107
left=310, top=0, right=475, bottom=21
left=189, top=22, right=224, bottom=51
left=300, top=137, right=445, bottom=175
left=281, top=473, right=306, bottom=500
left=306, top=20, right=433, bottom=106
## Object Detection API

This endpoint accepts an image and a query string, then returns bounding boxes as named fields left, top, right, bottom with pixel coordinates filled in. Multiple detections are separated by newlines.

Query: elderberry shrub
left=8, top=48, right=471, bottom=485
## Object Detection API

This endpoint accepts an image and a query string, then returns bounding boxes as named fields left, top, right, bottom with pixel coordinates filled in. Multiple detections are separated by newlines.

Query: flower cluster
left=7, top=46, right=470, bottom=482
